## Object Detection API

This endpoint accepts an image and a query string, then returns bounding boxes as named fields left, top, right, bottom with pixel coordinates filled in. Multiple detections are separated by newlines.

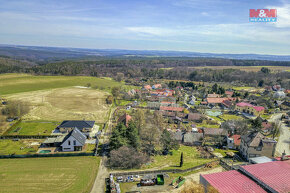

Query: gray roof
left=172, top=131, right=183, bottom=141
left=183, top=133, right=203, bottom=143
left=58, top=120, right=95, bottom=129
left=249, top=156, right=275, bottom=164
left=63, top=128, right=86, bottom=145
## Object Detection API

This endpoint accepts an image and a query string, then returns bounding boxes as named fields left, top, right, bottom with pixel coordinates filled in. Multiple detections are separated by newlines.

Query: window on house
left=73, top=140, right=76, bottom=145
left=68, top=140, right=71, bottom=145
left=256, top=147, right=262, bottom=151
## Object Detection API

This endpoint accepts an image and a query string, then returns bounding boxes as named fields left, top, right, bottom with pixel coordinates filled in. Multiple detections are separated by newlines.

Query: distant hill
left=1, top=44, right=290, bottom=62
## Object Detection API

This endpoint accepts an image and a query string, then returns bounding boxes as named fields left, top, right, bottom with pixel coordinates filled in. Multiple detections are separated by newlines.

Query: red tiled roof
left=253, top=106, right=265, bottom=112
left=118, top=113, right=132, bottom=127
left=233, top=135, right=241, bottom=146
left=225, top=91, right=234, bottom=96
left=262, top=122, right=273, bottom=131
left=236, top=102, right=254, bottom=107
left=201, top=170, right=267, bottom=193
left=240, top=160, right=290, bottom=193
left=160, top=106, right=184, bottom=112
left=144, top=85, right=152, bottom=90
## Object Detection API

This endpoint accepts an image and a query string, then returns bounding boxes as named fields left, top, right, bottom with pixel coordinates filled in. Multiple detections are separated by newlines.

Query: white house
left=61, top=128, right=86, bottom=152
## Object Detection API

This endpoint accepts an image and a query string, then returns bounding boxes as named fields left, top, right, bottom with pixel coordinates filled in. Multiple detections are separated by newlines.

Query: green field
left=0, top=156, right=100, bottom=193
left=0, top=73, right=122, bottom=95
left=0, top=139, right=40, bottom=155
left=4, top=120, right=60, bottom=135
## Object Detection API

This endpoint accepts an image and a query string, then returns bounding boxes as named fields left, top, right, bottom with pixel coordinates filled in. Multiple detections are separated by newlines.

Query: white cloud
left=267, top=2, right=290, bottom=28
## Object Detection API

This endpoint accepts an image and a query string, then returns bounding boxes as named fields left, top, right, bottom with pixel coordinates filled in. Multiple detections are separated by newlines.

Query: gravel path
left=269, top=113, right=290, bottom=156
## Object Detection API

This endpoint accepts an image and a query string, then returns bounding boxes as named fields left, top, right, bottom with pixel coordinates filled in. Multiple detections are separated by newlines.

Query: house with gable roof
left=61, top=128, right=86, bottom=151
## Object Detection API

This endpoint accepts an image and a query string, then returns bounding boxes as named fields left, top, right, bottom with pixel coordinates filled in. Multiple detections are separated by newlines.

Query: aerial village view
left=0, top=0, right=289, bottom=193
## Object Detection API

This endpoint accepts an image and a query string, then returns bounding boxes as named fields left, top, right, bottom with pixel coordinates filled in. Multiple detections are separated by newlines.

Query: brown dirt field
left=6, top=87, right=110, bottom=123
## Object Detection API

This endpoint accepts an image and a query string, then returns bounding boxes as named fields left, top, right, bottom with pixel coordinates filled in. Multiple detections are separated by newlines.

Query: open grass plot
left=0, top=156, right=100, bottom=193
left=0, top=139, right=42, bottom=155
left=143, top=146, right=214, bottom=170
left=7, top=87, right=111, bottom=122
left=0, top=73, right=122, bottom=95
left=5, top=120, right=59, bottom=135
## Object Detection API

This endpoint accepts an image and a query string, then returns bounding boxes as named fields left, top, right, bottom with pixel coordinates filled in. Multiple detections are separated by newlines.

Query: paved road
left=269, top=113, right=290, bottom=156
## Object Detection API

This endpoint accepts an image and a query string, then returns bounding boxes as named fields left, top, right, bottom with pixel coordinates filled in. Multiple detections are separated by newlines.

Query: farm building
left=201, top=159, right=290, bottom=193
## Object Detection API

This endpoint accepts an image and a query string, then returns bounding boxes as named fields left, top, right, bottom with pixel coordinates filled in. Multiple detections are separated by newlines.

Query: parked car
left=116, top=176, right=123, bottom=182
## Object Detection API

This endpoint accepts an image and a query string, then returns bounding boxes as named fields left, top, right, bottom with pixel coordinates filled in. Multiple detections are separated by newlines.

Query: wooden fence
left=0, top=152, right=95, bottom=159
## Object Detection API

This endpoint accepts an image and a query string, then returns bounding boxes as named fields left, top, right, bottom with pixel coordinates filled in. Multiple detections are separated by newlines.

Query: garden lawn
left=4, top=120, right=59, bottom=135
left=143, top=146, right=214, bottom=170
left=219, top=114, right=243, bottom=121
left=0, top=156, right=100, bottom=193
left=0, top=139, right=40, bottom=155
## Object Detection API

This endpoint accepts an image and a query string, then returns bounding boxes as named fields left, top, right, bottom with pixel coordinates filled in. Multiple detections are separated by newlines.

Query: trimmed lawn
left=0, top=156, right=100, bottom=193
left=0, top=139, right=41, bottom=155
left=0, top=73, right=122, bottom=95
left=4, top=120, right=59, bottom=135
left=143, top=146, right=214, bottom=170
left=219, top=114, right=243, bottom=121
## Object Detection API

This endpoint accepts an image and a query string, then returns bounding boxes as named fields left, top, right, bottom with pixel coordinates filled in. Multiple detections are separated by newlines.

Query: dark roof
left=59, top=120, right=95, bottom=129
left=183, top=133, right=203, bottom=143
left=186, top=113, right=202, bottom=120
left=63, top=128, right=86, bottom=145
left=241, top=132, right=276, bottom=147
left=202, top=128, right=227, bottom=136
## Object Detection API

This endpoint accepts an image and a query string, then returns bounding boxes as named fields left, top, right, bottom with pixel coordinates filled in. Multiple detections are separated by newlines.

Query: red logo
left=249, top=9, right=277, bottom=18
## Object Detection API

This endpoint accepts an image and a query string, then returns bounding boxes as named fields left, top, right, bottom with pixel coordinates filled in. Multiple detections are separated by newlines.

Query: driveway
left=269, top=113, right=290, bottom=156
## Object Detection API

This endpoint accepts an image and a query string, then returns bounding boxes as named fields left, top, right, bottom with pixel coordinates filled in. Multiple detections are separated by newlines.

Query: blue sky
left=0, top=0, right=290, bottom=54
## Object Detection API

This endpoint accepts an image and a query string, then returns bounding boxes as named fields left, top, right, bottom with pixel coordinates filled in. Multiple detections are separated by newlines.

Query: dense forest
left=0, top=55, right=290, bottom=88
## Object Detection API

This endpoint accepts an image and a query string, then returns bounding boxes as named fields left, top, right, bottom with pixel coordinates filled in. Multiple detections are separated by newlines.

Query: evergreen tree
left=180, top=152, right=184, bottom=167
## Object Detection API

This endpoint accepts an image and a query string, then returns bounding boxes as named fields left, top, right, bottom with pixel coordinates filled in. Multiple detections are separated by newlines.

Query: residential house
left=273, top=91, right=286, bottom=99
left=235, top=102, right=265, bottom=116
left=61, top=128, right=86, bottom=152
left=118, top=113, right=132, bottom=127
left=261, top=121, right=273, bottom=133
left=57, top=120, right=95, bottom=138
left=160, top=106, right=184, bottom=112
left=207, top=93, right=221, bottom=98
left=143, top=85, right=152, bottom=90
left=152, top=84, right=162, bottom=89
left=239, top=132, right=277, bottom=160
left=281, top=101, right=290, bottom=110
left=225, top=91, right=234, bottom=97
left=226, top=134, right=241, bottom=149
left=201, top=128, right=227, bottom=137
left=183, top=132, right=204, bottom=146
left=186, top=113, right=203, bottom=123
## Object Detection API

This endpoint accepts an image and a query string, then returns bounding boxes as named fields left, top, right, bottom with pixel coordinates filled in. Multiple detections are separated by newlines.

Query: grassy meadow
left=0, top=156, right=100, bottom=193
left=0, top=73, right=122, bottom=95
